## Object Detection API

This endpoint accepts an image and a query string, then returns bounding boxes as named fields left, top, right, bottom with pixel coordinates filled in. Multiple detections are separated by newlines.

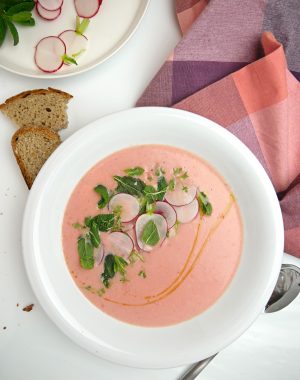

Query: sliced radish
left=174, top=198, right=199, bottom=224
left=135, top=214, right=167, bottom=252
left=74, top=0, right=102, bottom=18
left=102, top=232, right=133, bottom=258
left=109, top=193, right=140, bottom=223
left=58, top=30, right=88, bottom=58
left=94, top=244, right=104, bottom=265
left=36, top=2, right=62, bottom=20
left=38, top=0, right=64, bottom=11
left=154, top=201, right=177, bottom=229
left=165, top=184, right=197, bottom=206
left=34, top=36, right=66, bottom=73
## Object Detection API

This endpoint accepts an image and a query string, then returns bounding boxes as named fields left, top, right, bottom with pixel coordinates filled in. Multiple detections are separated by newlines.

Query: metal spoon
left=179, top=264, right=300, bottom=380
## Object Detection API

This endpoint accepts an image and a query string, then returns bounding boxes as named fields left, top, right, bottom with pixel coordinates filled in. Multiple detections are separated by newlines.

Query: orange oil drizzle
left=103, top=195, right=235, bottom=307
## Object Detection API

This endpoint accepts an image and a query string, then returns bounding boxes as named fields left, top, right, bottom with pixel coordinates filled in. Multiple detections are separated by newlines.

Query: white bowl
left=22, top=107, right=284, bottom=368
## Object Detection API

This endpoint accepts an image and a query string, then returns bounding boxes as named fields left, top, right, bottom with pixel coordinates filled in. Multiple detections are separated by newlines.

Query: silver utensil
left=179, top=264, right=300, bottom=380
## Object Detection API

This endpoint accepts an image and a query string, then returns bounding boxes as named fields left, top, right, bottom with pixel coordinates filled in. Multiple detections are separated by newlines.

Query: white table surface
left=0, top=1, right=300, bottom=379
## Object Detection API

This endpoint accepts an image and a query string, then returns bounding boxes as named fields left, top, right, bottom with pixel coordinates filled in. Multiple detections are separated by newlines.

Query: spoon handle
left=178, top=354, right=218, bottom=380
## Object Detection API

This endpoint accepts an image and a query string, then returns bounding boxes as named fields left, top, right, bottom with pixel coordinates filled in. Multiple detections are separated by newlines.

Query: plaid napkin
left=137, top=0, right=300, bottom=258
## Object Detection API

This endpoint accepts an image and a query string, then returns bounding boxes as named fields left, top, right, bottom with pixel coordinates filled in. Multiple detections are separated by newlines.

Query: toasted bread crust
left=0, top=87, right=73, bottom=110
left=11, top=127, right=61, bottom=188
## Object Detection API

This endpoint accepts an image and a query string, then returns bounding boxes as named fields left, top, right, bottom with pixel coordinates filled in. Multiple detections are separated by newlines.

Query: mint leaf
left=94, top=184, right=109, bottom=209
left=141, top=220, right=160, bottom=246
left=198, top=192, right=213, bottom=216
left=77, top=237, right=94, bottom=269
left=0, top=17, right=7, bottom=47
left=124, top=166, right=144, bottom=177
left=113, top=175, right=146, bottom=197
left=6, top=19, right=18, bottom=45
left=101, top=254, right=128, bottom=288
left=92, top=214, right=115, bottom=231
left=157, top=176, right=168, bottom=201
left=89, top=220, right=101, bottom=248
left=6, top=2, right=35, bottom=16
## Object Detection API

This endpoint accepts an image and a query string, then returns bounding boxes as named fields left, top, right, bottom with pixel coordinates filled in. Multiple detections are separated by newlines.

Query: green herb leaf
left=15, top=17, right=34, bottom=26
left=11, top=11, right=32, bottom=23
left=89, top=220, right=101, bottom=248
left=6, top=19, right=18, bottom=45
left=101, top=254, right=128, bottom=288
left=113, top=175, right=146, bottom=197
left=94, top=184, right=109, bottom=209
left=92, top=214, right=115, bottom=231
left=84, top=216, right=92, bottom=228
left=141, top=220, right=160, bottom=246
left=128, top=250, right=144, bottom=264
left=75, top=16, right=90, bottom=35
left=198, top=191, right=213, bottom=216
left=168, top=178, right=175, bottom=191
left=157, top=176, right=168, bottom=201
left=124, top=166, right=144, bottom=177
left=101, top=254, right=115, bottom=288
left=72, top=222, right=85, bottom=229
left=143, top=185, right=157, bottom=202
left=0, top=17, right=7, bottom=47
left=138, top=270, right=146, bottom=278
left=6, top=2, right=34, bottom=15
left=77, top=237, right=94, bottom=269
left=154, top=166, right=166, bottom=177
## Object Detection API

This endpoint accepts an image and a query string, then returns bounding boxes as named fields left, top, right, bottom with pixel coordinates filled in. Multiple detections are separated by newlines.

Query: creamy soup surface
left=62, top=145, right=243, bottom=327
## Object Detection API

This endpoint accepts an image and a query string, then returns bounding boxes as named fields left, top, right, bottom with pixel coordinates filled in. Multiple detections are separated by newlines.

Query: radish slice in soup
left=58, top=30, right=88, bottom=58
left=136, top=214, right=167, bottom=252
left=102, top=232, right=133, bottom=258
left=154, top=201, right=177, bottom=229
left=36, top=2, right=62, bottom=20
left=174, top=198, right=199, bottom=223
left=74, top=0, right=102, bottom=18
left=165, top=184, right=197, bottom=206
left=34, top=36, right=66, bottom=73
left=108, top=193, right=140, bottom=223
left=38, top=0, right=64, bottom=11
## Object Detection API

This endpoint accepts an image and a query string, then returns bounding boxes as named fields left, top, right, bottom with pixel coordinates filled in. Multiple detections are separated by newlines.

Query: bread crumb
left=22, top=304, right=34, bottom=312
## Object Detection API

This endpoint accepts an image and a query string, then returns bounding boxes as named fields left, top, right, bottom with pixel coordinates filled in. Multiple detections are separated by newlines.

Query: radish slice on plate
left=36, top=2, right=62, bottom=20
left=102, top=232, right=133, bottom=258
left=38, top=0, right=64, bottom=11
left=59, top=30, right=88, bottom=58
left=174, top=198, right=199, bottom=223
left=94, top=244, right=104, bottom=265
left=109, top=193, right=140, bottom=223
left=135, top=214, right=167, bottom=252
left=155, top=201, right=177, bottom=229
left=165, top=184, right=197, bottom=206
left=74, top=0, right=102, bottom=18
left=34, top=36, right=66, bottom=73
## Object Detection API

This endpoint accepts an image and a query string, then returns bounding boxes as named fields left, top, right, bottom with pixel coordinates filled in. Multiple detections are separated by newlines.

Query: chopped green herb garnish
left=141, top=220, right=160, bottom=246
left=128, top=250, right=144, bottom=264
left=182, top=186, right=188, bottom=193
left=168, top=178, right=175, bottom=191
left=96, top=288, right=106, bottom=297
left=72, top=222, right=85, bottom=229
left=198, top=192, right=213, bottom=216
left=146, top=201, right=155, bottom=214
left=154, top=166, right=166, bottom=176
left=94, top=184, right=109, bottom=209
left=173, top=167, right=188, bottom=179
left=101, top=254, right=128, bottom=288
left=143, top=185, right=158, bottom=202
left=77, top=237, right=94, bottom=269
left=138, top=270, right=147, bottom=278
left=173, top=167, right=183, bottom=176
left=113, top=176, right=146, bottom=197
left=157, top=176, right=168, bottom=201
left=124, top=166, right=145, bottom=177
left=91, top=214, right=115, bottom=231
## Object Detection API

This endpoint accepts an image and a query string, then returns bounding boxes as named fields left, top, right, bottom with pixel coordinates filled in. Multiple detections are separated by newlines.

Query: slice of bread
left=0, top=87, right=72, bottom=131
left=11, top=127, right=61, bottom=188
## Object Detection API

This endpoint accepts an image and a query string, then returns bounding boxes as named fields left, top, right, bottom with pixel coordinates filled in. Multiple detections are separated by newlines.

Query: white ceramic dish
left=0, top=0, right=149, bottom=78
left=22, top=107, right=284, bottom=368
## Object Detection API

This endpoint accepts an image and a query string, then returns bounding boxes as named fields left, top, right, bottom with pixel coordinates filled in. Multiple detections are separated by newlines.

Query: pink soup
left=62, top=145, right=243, bottom=327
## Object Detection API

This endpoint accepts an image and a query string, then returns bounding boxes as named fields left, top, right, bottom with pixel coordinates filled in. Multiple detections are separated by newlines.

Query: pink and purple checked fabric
left=137, top=0, right=300, bottom=258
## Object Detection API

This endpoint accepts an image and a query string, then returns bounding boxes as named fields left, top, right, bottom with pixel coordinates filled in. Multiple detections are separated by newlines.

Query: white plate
left=0, top=0, right=149, bottom=78
left=22, top=107, right=284, bottom=368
